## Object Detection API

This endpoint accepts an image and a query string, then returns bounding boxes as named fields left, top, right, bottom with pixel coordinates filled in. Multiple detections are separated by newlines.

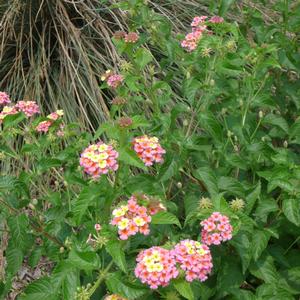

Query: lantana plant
left=1, top=0, right=300, bottom=300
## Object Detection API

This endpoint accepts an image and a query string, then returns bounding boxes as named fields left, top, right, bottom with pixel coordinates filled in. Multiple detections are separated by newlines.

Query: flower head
left=15, top=101, right=40, bottom=117
left=36, top=120, right=52, bottom=133
left=200, top=212, right=233, bottom=245
left=102, top=72, right=124, bottom=89
left=0, top=105, right=18, bottom=123
left=132, top=135, right=166, bottom=166
left=0, top=92, right=11, bottom=105
left=209, top=16, right=224, bottom=23
left=199, top=197, right=213, bottom=209
left=135, top=246, right=178, bottom=289
left=47, top=109, right=64, bottom=121
left=80, top=142, right=119, bottom=178
left=124, top=32, right=139, bottom=43
left=173, top=240, right=213, bottom=282
left=111, top=195, right=153, bottom=240
left=230, top=198, right=245, bottom=211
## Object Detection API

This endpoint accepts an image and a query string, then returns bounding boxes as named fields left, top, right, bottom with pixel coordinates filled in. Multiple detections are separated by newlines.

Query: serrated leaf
left=262, top=114, right=289, bottom=133
left=37, top=158, right=62, bottom=172
left=18, top=277, right=59, bottom=300
left=106, top=272, right=148, bottom=299
left=7, top=214, right=29, bottom=250
left=68, top=248, right=100, bottom=272
left=118, top=147, right=147, bottom=170
left=72, top=183, right=106, bottom=225
left=158, top=156, right=179, bottom=182
left=134, top=48, right=153, bottom=69
left=151, top=211, right=181, bottom=228
left=3, top=112, right=26, bottom=128
left=249, top=254, right=279, bottom=284
left=6, top=246, right=23, bottom=276
left=173, top=279, right=194, bottom=300
left=282, top=199, right=300, bottom=226
left=106, top=240, right=127, bottom=273
left=252, top=229, right=271, bottom=261
left=193, top=167, right=219, bottom=197
left=245, top=182, right=261, bottom=215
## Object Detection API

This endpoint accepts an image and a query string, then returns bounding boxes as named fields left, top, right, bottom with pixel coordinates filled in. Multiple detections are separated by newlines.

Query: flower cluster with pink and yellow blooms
left=36, top=110, right=64, bottom=134
left=201, top=212, right=233, bottom=245
left=135, top=246, right=179, bottom=289
left=0, top=92, right=40, bottom=124
left=181, top=15, right=224, bottom=52
left=132, top=135, right=166, bottom=166
left=104, top=295, right=128, bottom=300
left=173, top=239, right=213, bottom=282
left=111, top=195, right=153, bottom=240
left=79, top=142, right=119, bottom=178
left=101, top=70, right=124, bottom=89
left=134, top=212, right=232, bottom=289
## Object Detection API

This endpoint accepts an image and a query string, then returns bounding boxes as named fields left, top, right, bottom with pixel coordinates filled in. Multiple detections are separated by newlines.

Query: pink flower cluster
left=124, top=32, right=139, bottom=43
left=15, top=101, right=40, bottom=117
left=181, top=15, right=224, bottom=52
left=36, top=120, right=52, bottom=133
left=101, top=70, right=124, bottom=89
left=209, top=16, right=224, bottom=23
left=133, top=136, right=166, bottom=166
left=107, top=74, right=124, bottom=88
left=111, top=196, right=152, bottom=240
left=36, top=110, right=64, bottom=133
left=200, top=212, right=232, bottom=245
left=135, top=247, right=179, bottom=289
left=181, top=16, right=208, bottom=52
left=173, top=240, right=213, bottom=282
left=0, top=92, right=10, bottom=105
left=79, top=142, right=118, bottom=178
left=0, top=106, right=18, bottom=124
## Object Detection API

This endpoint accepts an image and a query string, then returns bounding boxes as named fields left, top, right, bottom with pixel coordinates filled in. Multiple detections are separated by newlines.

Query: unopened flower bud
left=199, top=197, right=213, bottom=209
left=183, top=119, right=188, bottom=126
left=230, top=198, right=245, bottom=211
left=28, top=203, right=35, bottom=210
left=177, top=182, right=182, bottom=188
left=259, top=111, right=264, bottom=118
left=227, top=130, right=233, bottom=137
left=221, top=108, right=227, bottom=115
left=59, top=247, right=65, bottom=253
left=283, top=140, right=288, bottom=148
left=32, top=198, right=38, bottom=205
left=234, top=145, right=239, bottom=152
left=94, top=224, right=102, bottom=231
left=118, top=116, right=133, bottom=128
left=209, top=79, right=215, bottom=86
left=239, top=100, right=243, bottom=106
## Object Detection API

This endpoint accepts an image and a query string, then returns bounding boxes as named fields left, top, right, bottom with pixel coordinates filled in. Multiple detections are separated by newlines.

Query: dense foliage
left=0, top=0, right=300, bottom=299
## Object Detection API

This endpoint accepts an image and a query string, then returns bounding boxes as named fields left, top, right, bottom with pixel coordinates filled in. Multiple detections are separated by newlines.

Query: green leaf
left=7, top=214, right=29, bottom=251
left=219, top=0, right=237, bottom=16
left=252, top=229, right=271, bottom=261
left=173, top=279, right=194, bottom=300
left=118, top=147, right=147, bottom=170
left=193, top=167, right=219, bottom=197
left=245, top=181, right=261, bottom=215
left=52, top=261, right=79, bottom=300
left=68, top=248, right=100, bottom=272
left=18, top=277, right=59, bottom=300
left=6, top=246, right=23, bottom=276
left=217, top=257, right=244, bottom=295
left=134, top=48, right=153, bottom=69
left=72, top=183, right=106, bottom=225
left=230, top=231, right=252, bottom=273
left=151, top=211, right=181, bottom=228
left=106, top=240, right=127, bottom=273
left=106, top=272, right=148, bottom=299
left=262, top=114, right=289, bottom=133
left=37, top=158, right=62, bottom=173
left=249, top=253, right=279, bottom=284
left=282, top=199, right=300, bottom=226
left=3, top=112, right=26, bottom=128
left=158, top=156, right=179, bottom=182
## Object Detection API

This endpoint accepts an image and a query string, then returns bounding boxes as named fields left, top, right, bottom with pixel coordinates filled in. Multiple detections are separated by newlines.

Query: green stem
left=284, top=236, right=300, bottom=255
left=87, top=261, right=114, bottom=298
